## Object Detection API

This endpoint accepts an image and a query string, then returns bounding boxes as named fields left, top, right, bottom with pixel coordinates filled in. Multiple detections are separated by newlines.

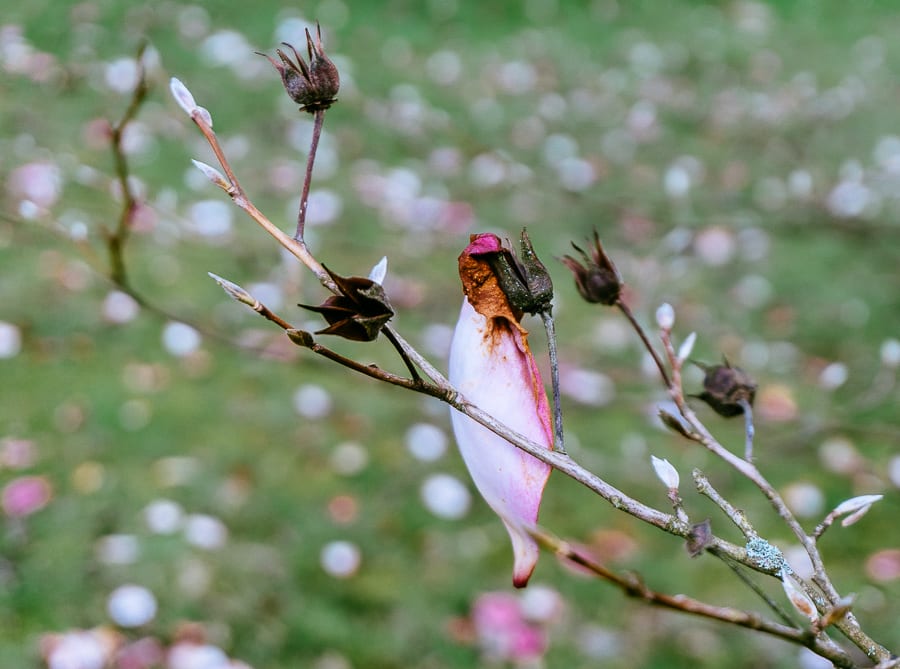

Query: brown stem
left=381, top=325, right=421, bottom=382
left=616, top=299, right=671, bottom=388
left=295, top=108, right=325, bottom=240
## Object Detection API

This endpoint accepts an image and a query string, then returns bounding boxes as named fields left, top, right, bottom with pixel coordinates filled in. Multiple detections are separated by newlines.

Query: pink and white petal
left=449, top=299, right=552, bottom=587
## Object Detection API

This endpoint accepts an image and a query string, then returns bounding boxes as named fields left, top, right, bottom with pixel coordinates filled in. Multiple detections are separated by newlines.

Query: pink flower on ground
left=449, top=233, right=553, bottom=588
left=2, top=475, right=52, bottom=518
left=472, top=591, right=547, bottom=662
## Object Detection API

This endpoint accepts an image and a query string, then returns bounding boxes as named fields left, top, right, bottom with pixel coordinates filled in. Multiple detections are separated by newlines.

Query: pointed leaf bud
left=560, top=229, right=622, bottom=305
left=694, top=359, right=757, bottom=418
left=677, top=332, right=697, bottom=365
left=449, top=233, right=553, bottom=588
left=192, top=160, right=230, bottom=190
left=658, top=408, right=693, bottom=439
left=655, top=303, right=675, bottom=330
left=832, top=494, right=883, bottom=518
left=781, top=571, right=819, bottom=623
left=208, top=272, right=256, bottom=307
left=833, top=494, right=883, bottom=527
left=169, top=77, right=197, bottom=116
left=651, top=455, right=680, bottom=490
left=368, top=256, right=388, bottom=285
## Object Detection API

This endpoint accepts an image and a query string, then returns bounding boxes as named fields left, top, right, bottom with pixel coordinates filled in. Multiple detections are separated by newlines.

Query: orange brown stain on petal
left=458, top=239, right=526, bottom=335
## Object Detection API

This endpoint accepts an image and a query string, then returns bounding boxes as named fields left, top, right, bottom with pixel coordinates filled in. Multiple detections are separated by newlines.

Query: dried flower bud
left=299, top=265, right=393, bottom=341
left=560, top=230, right=622, bottom=305
left=481, top=229, right=554, bottom=315
left=257, top=23, right=340, bottom=113
left=695, top=359, right=756, bottom=418
left=685, top=519, right=712, bottom=558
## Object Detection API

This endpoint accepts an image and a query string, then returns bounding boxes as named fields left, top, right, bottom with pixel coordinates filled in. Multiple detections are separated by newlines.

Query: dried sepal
left=299, top=265, right=394, bottom=342
left=477, top=229, right=554, bottom=315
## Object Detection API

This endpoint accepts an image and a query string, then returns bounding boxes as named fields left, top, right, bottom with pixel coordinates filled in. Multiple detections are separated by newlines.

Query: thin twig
left=530, top=527, right=855, bottom=669
left=295, top=108, right=325, bottom=240
left=106, top=42, right=149, bottom=288
left=616, top=299, right=671, bottom=388
left=381, top=325, right=421, bottom=382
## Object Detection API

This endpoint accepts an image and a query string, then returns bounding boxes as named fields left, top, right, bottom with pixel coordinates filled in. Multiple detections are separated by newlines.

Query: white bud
left=780, top=571, right=818, bottom=623
left=832, top=494, right=883, bottom=518
left=195, top=105, right=213, bottom=128
left=208, top=272, right=256, bottom=307
left=169, top=77, right=197, bottom=115
left=191, top=160, right=229, bottom=189
left=368, top=256, right=388, bottom=285
left=677, top=332, right=697, bottom=364
left=655, top=302, right=675, bottom=330
left=651, top=455, right=680, bottom=489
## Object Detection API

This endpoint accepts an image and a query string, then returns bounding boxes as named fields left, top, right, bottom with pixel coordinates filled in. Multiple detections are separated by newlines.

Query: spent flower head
left=560, top=229, right=622, bottom=305
left=478, top=229, right=554, bottom=316
left=257, top=23, right=340, bottom=113
left=299, top=266, right=393, bottom=342
left=695, top=359, right=757, bottom=418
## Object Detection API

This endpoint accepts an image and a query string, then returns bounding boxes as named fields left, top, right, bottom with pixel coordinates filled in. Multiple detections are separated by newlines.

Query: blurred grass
left=2, top=0, right=899, bottom=667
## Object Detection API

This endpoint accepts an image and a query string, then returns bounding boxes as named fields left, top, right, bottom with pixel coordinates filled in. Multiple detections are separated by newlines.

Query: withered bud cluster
left=257, top=23, right=340, bottom=113
left=487, top=229, right=554, bottom=315
left=560, top=230, right=623, bottom=306
left=300, top=266, right=393, bottom=342
left=696, top=360, right=757, bottom=418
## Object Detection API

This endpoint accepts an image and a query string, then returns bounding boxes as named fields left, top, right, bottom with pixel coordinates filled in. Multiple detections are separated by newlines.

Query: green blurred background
left=2, top=0, right=899, bottom=667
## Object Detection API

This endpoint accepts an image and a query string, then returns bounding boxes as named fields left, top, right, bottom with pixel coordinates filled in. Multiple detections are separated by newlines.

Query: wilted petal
left=449, top=234, right=553, bottom=588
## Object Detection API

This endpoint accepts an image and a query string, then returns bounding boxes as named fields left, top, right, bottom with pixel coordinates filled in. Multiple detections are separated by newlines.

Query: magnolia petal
left=449, top=298, right=552, bottom=588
